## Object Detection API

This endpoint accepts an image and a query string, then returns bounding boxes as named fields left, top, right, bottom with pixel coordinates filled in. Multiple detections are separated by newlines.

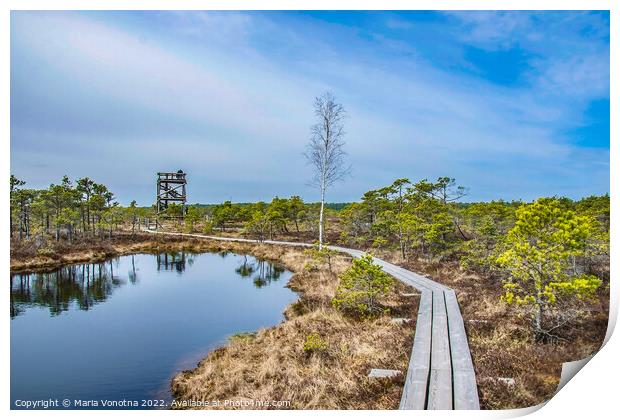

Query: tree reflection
left=128, top=255, right=138, bottom=284
left=156, top=252, right=186, bottom=272
left=10, top=253, right=288, bottom=319
left=10, top=260, right=125, bottom=318
left=234, top=258, right=285, bottom=288
left=235, top=256, right=255, bottom=277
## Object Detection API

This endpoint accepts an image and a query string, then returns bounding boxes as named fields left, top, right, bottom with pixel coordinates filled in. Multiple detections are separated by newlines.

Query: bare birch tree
left=305, top=92, right=350, bottom=249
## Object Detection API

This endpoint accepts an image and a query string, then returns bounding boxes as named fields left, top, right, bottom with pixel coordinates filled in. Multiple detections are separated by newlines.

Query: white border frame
left=2, top=2, right=616, bottom=419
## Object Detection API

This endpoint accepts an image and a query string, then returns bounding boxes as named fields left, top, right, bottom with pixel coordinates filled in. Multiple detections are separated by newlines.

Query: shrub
left=303, top=333, right=328, bottom=354
left=202, top=221, right=214, bottom=234
left=230, top=332, right=256, bottom=342
left=304, top=244, right=337, bottom=272
left=36, top=244, right=57, bottom=257
left=332, top=254, right=393, bottom=317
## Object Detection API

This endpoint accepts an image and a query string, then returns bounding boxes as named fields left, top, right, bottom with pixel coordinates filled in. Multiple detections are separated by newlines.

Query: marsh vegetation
left=10, top=173, right=609, bottom=409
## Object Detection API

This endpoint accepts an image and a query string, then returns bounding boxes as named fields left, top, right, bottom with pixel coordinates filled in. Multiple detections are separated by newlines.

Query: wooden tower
left=156, top=170, right=187, bottom=216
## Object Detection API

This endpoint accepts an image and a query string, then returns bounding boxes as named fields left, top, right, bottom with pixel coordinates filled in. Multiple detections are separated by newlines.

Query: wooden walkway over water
left=145, top=230, right=480, bottom=410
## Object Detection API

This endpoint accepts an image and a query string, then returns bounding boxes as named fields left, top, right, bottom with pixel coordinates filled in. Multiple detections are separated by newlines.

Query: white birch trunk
left=319, top=179, right=326, bottom=250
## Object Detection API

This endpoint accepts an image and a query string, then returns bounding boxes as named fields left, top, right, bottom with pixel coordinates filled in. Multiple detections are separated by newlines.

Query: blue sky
left=10, top=11, right=610, bottom=205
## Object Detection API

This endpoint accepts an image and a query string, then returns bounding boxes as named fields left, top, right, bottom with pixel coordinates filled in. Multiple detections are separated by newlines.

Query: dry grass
left=170, top=244, right=419, bottom=409
left=10, top=232, right=159, bottom=273
left=172, top=309, right=415, bottom=409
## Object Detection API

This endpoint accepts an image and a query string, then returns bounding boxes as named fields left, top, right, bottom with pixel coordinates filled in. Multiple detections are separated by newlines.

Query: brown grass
left=170, top=244, right=419, bottom=409
left=10, top=232, right=160, bottom=273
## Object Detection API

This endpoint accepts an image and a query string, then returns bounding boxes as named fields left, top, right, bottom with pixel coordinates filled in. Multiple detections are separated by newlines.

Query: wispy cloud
left=444, top=11, right=609, bottom=99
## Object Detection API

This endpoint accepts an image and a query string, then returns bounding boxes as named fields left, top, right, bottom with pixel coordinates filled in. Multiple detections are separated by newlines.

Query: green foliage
left=243, top=208, right=270, bottom=241
left=98, top=205, right=125, bottom=238
left=125, top=200, right=139, bottom=232
left=496, top=198, right=602, bottom=339
left=230, top=332, right=257, bottom=342
left=304, top=244, right=337, bottom=272
left=164, top=203, right=184, bottom=218
left=340, top=176, right=466, bottom=259
left=332, top=254, right=393, bottom=317
left=574, top=194, right=610, bottom=231
left=339, top=202, right=369, bottom=246
left=211, top=200, right=236, bottom=231
left=202, top=220, right=214, bottom=234
left=209, top=196, right=311, bottom=238
left=10, top=174, right=148, bottom=242
left=287, top=196, right=306, bottom=232
left=184, top=205, right=204, bottom=233
left=303, top=333, right=328, bottom=354
left=337, top=178, right=608, bottom=339
left=458, top=200, right=517, bottom=273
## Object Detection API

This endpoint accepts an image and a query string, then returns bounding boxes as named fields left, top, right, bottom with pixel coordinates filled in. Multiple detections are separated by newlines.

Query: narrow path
left=145, top=229, right=479, bottom=410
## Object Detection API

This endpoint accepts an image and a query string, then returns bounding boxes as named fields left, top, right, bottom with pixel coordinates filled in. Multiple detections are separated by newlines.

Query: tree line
left=182, top=197, right=320, bottom=240
left=10, top=175, right=145, bottom=242
left=8, top=175, right=330, bottom=243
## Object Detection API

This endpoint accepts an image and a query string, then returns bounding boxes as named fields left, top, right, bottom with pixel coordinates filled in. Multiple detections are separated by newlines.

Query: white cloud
left=445, top=11, right=533, bottom=50
left=532, top=51, right=610, bottom=98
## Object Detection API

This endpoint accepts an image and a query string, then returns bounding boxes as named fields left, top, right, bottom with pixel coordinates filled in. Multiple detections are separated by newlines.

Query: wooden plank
left=379, top=265, right=432, bottom=292
left=387, top=264, right=448, bottom=292
left=400, top=291, right=432, bottom=409
left=427, top=291, right=453, bottom=410
left=445, top=290, right=480, bottom=410
left=368, top=368, right=401, bottom=378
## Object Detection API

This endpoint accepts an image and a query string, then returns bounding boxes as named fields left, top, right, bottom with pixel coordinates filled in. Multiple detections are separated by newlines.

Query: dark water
left=10, top=251, right=296, bottom=409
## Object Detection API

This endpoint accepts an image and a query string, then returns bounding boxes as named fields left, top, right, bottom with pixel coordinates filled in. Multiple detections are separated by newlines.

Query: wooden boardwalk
left=145, top=230, right=479, bottom=410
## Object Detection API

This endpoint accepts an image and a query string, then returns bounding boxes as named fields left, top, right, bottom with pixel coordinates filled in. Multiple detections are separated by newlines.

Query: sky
left=10, top=11, right=610, bottom=205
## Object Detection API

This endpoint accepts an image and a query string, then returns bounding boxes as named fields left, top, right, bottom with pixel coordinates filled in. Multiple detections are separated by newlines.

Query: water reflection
left=10, top=261, right=126, bottom=318
left=11, top=253, right=286, bottom=318
left=157, top=252, right=186, bottom=272
left=235, top=256, right=285, bottom=288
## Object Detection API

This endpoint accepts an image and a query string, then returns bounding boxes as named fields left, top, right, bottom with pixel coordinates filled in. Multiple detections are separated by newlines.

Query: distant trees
left=7, top=190, right=320, bottom=240
left=211, top=201, right=236, bottom=232
left=10, top=175, right=26, bottom=239
left=305, top=92, right=350, bottom=250
left=9, top=175, right=140, bottom=242
left=76, top=177, right=95, bottom=234
left=288, top=196, right=306, bottom=233
left=127, top=200, right=139, bottom=233
left=244, top=205, right=270, bottom=242
left=338, top=178, right=608, bottom=286
left=183, top=205, right=205, bottom=233
left=458, top=201, right=517, bottom=274
left=340, top=176, right=467, bottom=260
left=205, top=197, right=314, bottom=240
